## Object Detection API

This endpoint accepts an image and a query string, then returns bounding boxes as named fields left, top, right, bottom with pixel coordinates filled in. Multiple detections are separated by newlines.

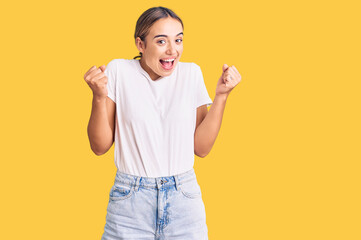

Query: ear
left=135, top=37, right=145, bottom=54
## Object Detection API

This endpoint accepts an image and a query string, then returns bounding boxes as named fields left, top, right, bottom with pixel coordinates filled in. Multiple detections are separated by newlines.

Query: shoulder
left=177, top=61, right=201, bottom=73
left=105, top=59, right=138, bottom=73
left=191, top=62, right=201, bottom=69
left=106, top=58, right=130, bottom=67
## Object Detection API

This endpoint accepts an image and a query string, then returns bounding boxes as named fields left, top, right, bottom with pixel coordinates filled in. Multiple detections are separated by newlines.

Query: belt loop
left=134, top=177, right=141, bottom=191
left=174, top=175, right=180, bottom=191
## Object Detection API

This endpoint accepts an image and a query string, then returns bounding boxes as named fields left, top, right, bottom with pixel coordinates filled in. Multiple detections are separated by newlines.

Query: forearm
left=194, top=94, right=228, bottom=157
left=87, top=96, right=113, bottom=155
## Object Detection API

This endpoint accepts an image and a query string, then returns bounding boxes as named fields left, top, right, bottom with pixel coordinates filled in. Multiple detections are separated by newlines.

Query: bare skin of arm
left=84, top=65, right=116, bottom=156
left=194, top=94, right=228, bottom=157
left=87, top=96, right=116, bottom=155
left=194, top=63, right=242, bottom=157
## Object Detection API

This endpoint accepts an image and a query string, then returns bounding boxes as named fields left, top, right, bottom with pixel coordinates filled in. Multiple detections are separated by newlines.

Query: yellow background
left=1, top=0, right=360, bottom=239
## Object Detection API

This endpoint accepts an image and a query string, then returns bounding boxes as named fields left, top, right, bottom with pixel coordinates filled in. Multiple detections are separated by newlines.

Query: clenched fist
left=215, top=64, right=242, bottom=97
left=83, top=65, right=108, bottom=99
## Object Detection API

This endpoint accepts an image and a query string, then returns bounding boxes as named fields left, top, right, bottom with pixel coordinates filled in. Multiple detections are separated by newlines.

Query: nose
left=166, top=41, right=177, bottom=55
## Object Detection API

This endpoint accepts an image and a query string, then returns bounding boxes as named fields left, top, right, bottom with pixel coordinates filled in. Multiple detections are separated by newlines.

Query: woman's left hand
left=215, top=64, right=242, bottom=97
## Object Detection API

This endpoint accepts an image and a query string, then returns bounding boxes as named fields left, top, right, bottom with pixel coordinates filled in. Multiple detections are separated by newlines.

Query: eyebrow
left=153, top=32, right=183, bottom=39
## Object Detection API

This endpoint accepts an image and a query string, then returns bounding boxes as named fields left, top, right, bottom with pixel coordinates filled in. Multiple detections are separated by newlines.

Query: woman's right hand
left=83, top=65, right=108, bottom=99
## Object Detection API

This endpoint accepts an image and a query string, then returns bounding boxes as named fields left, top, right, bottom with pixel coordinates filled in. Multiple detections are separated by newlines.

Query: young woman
left=84, top=6, right=241, bottom=240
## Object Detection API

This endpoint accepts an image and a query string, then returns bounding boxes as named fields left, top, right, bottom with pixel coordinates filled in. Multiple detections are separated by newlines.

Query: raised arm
left=194, top=95, right=228, bottom=157
left=84, top=65, right=116, bottom=156
left=194, top=64, right=242, bottom=157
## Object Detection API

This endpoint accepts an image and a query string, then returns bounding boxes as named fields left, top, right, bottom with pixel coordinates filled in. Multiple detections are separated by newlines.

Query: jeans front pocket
left=109, top=182, right=134, bottom=201
left=180, top=179, right=202, bottom=199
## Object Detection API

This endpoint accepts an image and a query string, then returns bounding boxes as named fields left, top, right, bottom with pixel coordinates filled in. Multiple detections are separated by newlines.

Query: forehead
left=149, top=17, right=183, bottom=37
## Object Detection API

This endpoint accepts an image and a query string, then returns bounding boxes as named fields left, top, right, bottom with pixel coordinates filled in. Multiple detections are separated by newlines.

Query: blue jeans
left=101, top=168, right=208, bottom=240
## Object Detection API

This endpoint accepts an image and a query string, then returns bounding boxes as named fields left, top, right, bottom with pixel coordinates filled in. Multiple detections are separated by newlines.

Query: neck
left=139, top=58, right=161, bottom=81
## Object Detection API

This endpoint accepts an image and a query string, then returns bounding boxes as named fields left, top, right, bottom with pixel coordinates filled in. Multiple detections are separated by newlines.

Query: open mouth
left=159, top=58, right=175, bottom=70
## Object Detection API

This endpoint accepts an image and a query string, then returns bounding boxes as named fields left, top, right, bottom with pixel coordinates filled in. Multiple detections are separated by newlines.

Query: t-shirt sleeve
left=194, top=63, right=213, bottom=109
left=104, top=59, right=117, bottom=103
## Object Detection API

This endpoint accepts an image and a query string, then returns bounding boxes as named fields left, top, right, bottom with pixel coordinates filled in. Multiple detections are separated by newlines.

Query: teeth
left=161, top=58, right=175, bottom=62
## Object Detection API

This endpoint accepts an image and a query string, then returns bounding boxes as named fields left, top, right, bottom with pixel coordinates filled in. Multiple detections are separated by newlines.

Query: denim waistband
left=114, top=168, right=197, bottom=191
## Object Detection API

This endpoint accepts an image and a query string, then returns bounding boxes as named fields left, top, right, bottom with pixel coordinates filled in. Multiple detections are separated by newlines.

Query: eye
left=157, top=39, right=183, bottom=44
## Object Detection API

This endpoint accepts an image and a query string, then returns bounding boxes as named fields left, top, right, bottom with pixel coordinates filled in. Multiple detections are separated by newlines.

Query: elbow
left=87, top=126, right=114, bottom=156
left=196, top=152, right=208, bottom=158
left=90, top=144, right=110, bottom=156
left=88, top=136, right=114, bottom=156
left=194, top=143, right=210, bottom=158
left=194, top=149, right=208, bottom=158
left=93, top=149, right=106, bottom=156
left=91, top=147, right=106, bottom=156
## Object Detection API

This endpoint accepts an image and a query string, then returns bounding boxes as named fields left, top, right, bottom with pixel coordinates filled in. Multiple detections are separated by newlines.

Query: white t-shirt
left=104, top=59, right=213, bottom=177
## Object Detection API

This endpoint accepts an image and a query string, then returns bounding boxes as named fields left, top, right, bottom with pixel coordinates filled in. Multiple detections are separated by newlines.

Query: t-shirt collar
left=135, top=59, right=177, bottom=82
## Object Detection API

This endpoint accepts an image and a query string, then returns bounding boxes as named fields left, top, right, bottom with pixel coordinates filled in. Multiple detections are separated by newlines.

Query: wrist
left=215, top=93, right=229, bottom=101
left=93, top=94, right=107, bottom=103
